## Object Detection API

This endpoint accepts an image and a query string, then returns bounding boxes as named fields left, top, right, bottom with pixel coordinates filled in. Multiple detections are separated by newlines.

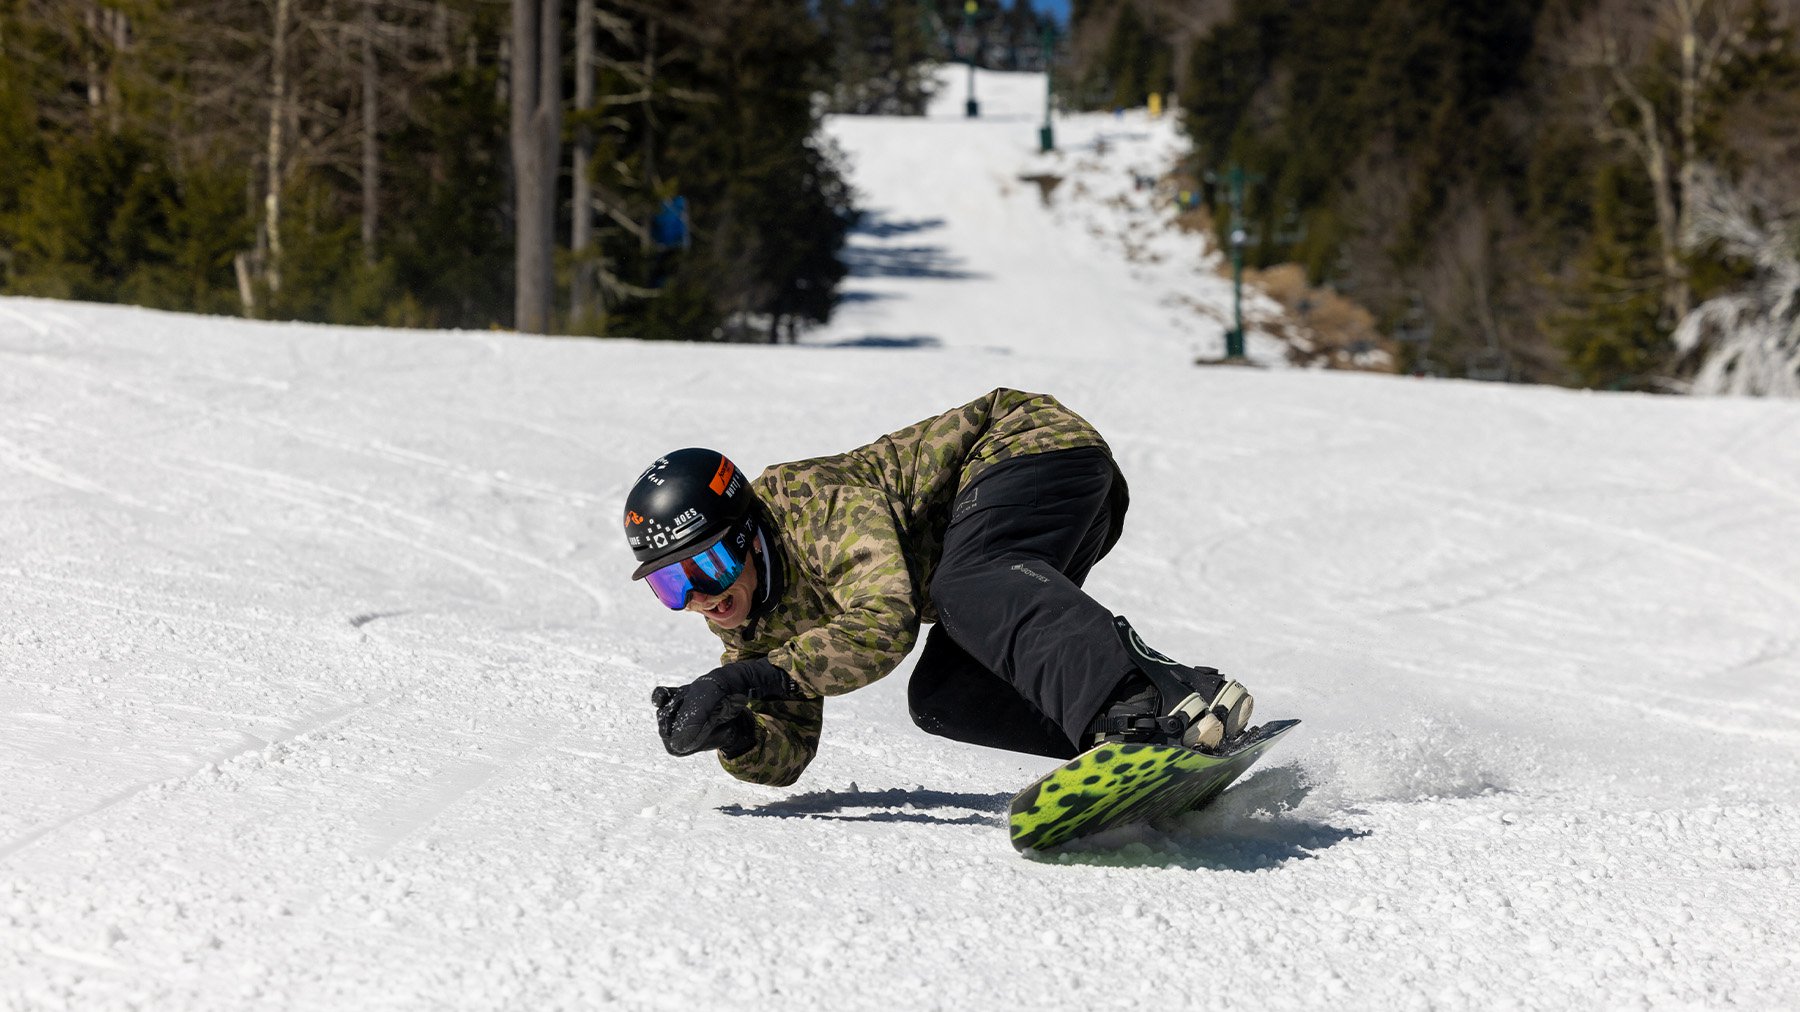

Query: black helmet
left=624, top=448, right=754, bottom=579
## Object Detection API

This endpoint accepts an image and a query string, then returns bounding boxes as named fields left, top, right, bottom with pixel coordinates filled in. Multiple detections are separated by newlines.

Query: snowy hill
left=5, top=70, right=1800, bottom=1009
left=810, top=68, right=1290, bottom=364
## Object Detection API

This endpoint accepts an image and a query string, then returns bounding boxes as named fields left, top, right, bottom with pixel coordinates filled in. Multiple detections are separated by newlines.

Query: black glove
left=651, top=684, right=756, bottom=758
left=651, top=658, right=801, bottom=758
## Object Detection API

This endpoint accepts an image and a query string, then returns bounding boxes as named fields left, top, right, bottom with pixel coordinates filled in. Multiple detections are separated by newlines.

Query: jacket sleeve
left=717, top=696, right=824, bottom=787
left=765, top=484, right=922, bottom=696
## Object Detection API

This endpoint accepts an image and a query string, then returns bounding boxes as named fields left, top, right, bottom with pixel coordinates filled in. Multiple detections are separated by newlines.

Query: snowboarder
left=627, top=388, right=1253, bottom=787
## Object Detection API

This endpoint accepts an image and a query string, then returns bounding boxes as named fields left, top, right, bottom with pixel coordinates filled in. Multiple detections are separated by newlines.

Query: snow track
left=4, top=69, right=1800, bottom=1009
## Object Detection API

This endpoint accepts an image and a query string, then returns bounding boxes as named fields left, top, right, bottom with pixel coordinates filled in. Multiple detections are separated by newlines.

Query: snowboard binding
left=1088, top=617, right=1255, bottom=753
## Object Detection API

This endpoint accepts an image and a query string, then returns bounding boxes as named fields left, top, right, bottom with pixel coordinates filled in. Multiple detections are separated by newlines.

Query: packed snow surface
left=5, top=70, right=1800, bottom=1010
left=809, top=67, right=1287, bottom=364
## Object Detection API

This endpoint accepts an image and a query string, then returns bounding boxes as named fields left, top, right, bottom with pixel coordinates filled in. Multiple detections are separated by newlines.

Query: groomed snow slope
left=808, top=68, right=1290, bottom=365
left=4, top=70, right=1800, bottom=1010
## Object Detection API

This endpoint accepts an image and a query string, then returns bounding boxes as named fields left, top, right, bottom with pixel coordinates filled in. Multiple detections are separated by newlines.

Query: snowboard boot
left=1086, top=616, right=1254, bottom=752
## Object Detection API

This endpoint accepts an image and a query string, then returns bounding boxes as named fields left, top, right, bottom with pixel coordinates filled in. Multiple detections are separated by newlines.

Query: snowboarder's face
left=685, top=544, right=758, bottom=630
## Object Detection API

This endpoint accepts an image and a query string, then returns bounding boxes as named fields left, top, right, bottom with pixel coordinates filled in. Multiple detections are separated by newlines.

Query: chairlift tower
left=962, top=1, right=980, bottom=118
left=1039, top=24, right=1056, bottom=152
left=1204, top=165, right=1252, bottom=359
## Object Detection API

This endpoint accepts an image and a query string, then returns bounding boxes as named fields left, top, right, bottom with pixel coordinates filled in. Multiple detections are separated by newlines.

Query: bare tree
left=510, top=0, right=562, bottom=334
left=1422, top=191, right=1505, bottom=360
left=579, top=7, right=713, bottom=316
left=79, top=1, right=131, bottom=130
left=1558, top=0, right=1784, bottom=323
left=1154, top=0, right=1236, bottom=94
left=570, top=0, right=596, bottom=327
left=1333, top=133, right=1417, bottom=315
left=264, top=0, right=293, bottom=296
left=360, top=0, right=379, bottom=266
left=1672, top=165, right=1800, bottom=395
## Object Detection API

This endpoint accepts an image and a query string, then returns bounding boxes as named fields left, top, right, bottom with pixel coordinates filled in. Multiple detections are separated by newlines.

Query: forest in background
left=1066, top=0, right=1800, bottom=391
left=0, top=1, right=1052, bottom=341
left=5, top=1, right=1796, bottom=391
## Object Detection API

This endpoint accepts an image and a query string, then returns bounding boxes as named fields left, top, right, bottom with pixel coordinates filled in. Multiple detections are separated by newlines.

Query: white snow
left=810, top=68, right=1288, bottom=364
left=4, top=68, right=1800, bottom=1009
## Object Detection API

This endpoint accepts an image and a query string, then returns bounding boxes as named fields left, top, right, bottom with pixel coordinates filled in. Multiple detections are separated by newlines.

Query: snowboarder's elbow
left=722, top=757, right=806, bottom=788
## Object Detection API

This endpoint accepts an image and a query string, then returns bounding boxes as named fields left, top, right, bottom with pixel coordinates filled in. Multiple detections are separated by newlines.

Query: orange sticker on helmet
left=624, top=510, right=645, bottom=527
left=708, top=458, right=735, bottom=495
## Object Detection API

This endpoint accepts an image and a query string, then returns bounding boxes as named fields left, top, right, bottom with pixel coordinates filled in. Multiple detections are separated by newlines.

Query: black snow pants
left=907, top=447, right=1136, bottom=760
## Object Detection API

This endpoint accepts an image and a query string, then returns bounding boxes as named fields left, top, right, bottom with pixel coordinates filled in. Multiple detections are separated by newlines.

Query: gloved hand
left=651, top=684, right=755, bottom=757
left=651, top=658, right=801, bottom=758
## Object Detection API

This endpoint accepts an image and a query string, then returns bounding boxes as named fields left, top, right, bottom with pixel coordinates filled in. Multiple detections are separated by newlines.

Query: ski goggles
left=642, top=537, right=748, bottom=610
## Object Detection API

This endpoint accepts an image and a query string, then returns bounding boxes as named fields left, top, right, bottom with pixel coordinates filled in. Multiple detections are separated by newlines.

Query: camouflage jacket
left=710, top=388, right=1113, bottom=787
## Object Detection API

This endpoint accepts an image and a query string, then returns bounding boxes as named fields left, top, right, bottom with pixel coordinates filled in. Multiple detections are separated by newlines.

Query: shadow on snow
left=841, top=244, right=985, bottom=281
left=854, top=214, right=948, bottom=239
left=1028, top=765, right=1371, bottom=872
left=718, top=765, right=1368, bottom=871
left=840, top=212, right=985, bottom=281
left=811, top=334, right=943, bottom=349
left=718, top=786, right=1009, bottom=828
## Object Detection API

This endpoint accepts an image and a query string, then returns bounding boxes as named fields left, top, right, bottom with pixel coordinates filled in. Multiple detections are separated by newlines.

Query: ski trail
left=183, top=457, right=521, bottom=602
left=197, top=457, right=611, bottom=619
left=8, top=347, right=607, bottom=509
left=1402, top=480, right=1800, bottom=616
left=0, top=431, right=160, bottom=511
left=4, top=71, right=1800, bottom=1010
left=0, top=701, right=366, bottom=861
left=1381, top=651, right=1800, bottom=746
left=6, top=572, right=326, bottom=641
left=4, top=347, right=616, bottom=620
left=356, top=724, right=545, bottom=858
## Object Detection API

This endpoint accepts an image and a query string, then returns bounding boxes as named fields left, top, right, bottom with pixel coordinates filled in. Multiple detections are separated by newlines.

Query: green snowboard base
left=1007, top=719, right=1301, bottom=853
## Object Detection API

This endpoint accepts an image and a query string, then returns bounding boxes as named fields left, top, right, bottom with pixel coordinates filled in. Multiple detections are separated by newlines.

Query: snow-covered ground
left=811, top=69, right=1287, bottom=364
left=4, top=69, right=1800, bottom=1010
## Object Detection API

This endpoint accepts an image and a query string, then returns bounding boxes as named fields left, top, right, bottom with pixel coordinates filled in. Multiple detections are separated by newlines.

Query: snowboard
left=1007, top=719, right=1301, bottom=853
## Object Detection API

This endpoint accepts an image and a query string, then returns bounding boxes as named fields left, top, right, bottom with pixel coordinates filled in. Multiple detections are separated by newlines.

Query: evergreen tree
left=386, top=57, right=513, bottom=329
left=1555, top=165, right=1668, bottom=389
left=0, top=30, right=45, bottom=290
left=1, top=1, right=857, bottom=342
left=823, top=0, right=937, bottom=114
left=1069, top=0, right=1174, bottom=109
left=586, top=1, right=853, bottom=342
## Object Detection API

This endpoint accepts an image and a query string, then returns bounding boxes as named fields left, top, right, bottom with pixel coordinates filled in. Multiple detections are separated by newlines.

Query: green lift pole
left=1225, top=165, right=1247, bottom=359
left=963, top=1, right=980, bottom=118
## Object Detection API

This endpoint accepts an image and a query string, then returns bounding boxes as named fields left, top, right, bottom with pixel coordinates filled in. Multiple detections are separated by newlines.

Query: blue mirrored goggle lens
left=643, top=538, right=747, bottom=610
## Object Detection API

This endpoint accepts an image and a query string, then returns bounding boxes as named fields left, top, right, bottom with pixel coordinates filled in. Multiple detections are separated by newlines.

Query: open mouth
left=702, top=592, right=737, bottom=622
